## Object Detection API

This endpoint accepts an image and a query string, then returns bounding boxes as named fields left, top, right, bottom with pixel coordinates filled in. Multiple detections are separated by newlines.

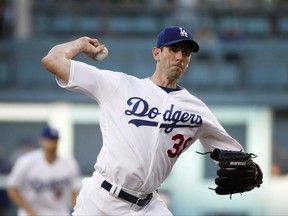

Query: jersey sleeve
left=7, top=155, right=30, bottom=188
left=56, top=60, right=122, bottom=104
left=198, top=107, right=244, bottom=152
left=66, top=157, right=82, bottom=192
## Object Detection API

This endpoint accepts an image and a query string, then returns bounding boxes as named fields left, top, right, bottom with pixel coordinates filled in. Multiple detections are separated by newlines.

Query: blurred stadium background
left=0, top=0, right=288, bottom=215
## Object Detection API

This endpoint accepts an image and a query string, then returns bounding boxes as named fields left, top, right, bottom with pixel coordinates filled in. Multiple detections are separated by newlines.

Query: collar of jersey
left=158, top=85, right=182, bottom=93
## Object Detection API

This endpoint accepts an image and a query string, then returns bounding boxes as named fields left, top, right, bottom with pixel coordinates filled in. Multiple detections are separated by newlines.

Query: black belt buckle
left=136, top=193, right=153, bottom=206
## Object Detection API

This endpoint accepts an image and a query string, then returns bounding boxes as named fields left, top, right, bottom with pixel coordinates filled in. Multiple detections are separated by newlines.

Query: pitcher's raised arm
left=41, top=37, right=106, bottom=84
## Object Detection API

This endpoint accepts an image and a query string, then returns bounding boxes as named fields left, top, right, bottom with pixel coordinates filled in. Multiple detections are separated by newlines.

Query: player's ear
left=152, top=47, right=160, bottom=61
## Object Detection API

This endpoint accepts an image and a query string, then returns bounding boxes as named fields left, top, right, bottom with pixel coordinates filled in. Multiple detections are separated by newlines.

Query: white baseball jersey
left=7, top=149, right=82, bottom=216
left=58, top=60, right=243, bottom=195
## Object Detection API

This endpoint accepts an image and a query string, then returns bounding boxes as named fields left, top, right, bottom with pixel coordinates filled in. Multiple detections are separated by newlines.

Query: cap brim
left=42, top=135, right=59, bottom=140
left=162, top=39, right=199, bottom=53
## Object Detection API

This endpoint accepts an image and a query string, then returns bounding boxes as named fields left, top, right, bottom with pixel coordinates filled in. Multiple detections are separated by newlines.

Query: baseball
left=96, top=47, right=109, bottom=61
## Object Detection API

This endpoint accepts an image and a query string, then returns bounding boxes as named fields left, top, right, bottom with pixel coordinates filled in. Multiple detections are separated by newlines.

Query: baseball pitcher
left=42, top=26, right=263, bottom=216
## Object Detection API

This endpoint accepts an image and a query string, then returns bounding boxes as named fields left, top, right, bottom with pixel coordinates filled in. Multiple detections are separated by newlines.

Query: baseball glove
left=197, top=148, right=263, bottom=197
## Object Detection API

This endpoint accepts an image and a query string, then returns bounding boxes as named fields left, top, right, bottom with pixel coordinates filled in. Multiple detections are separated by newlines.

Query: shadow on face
left=40, top=138, right=58, bottom=154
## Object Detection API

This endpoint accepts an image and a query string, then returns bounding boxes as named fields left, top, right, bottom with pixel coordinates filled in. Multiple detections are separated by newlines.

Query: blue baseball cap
left=41, top=126, right=59, bottom=140
left=157, top=26, right=199, bottom=52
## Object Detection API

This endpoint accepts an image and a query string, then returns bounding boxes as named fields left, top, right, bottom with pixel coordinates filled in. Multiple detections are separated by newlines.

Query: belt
left=101, top=180, right=153, bottom=207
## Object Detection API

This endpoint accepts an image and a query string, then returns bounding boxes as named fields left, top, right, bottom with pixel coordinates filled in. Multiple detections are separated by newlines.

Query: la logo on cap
left=156, top=26, right=200, bottom=52
left=179, top=27, right=188, bottom=37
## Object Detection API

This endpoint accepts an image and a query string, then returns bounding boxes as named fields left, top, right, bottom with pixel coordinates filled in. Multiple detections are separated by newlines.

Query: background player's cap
left=156, top=26, right=199, bottom=53
left=41, top=126, right=59, bottom=140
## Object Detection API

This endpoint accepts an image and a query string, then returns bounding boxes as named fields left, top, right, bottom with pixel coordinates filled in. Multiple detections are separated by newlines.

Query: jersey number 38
left=167, top=134, right=193, bottom=158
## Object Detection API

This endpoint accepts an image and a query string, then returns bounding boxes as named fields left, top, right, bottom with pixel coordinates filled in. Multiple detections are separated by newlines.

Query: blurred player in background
left=7, top=126, right=82, bottom=216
